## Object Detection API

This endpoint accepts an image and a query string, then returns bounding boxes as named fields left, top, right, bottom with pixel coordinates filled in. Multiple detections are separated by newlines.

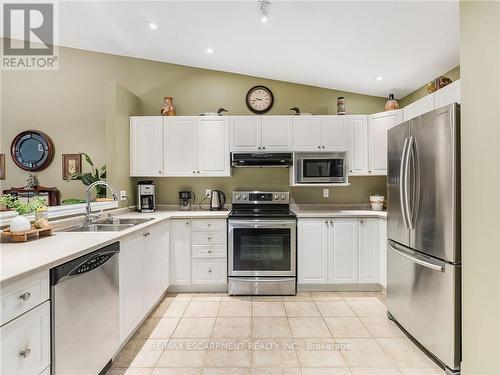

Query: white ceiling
left=57, top=1, right=460, bottom=98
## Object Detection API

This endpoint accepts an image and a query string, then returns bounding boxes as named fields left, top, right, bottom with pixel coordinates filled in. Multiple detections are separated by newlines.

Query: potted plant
left=67, top=153, right=107, bottom=198
left=0, top=194, right=46, bottom=232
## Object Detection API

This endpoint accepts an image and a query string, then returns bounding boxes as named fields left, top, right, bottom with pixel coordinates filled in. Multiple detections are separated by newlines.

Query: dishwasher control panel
left=74, top=254, right=112, bottom=274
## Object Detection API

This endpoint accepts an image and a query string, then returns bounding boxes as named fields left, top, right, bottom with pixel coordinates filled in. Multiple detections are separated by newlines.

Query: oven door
left=229, top=219, right=296, bottom=277
left=297, top=157, right=345, bottom=183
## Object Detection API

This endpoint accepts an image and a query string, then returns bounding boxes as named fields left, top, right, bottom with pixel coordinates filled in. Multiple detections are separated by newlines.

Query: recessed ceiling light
left=206, top=47, right=214, bottom=54
left=148, top=22, right=158, bottom=30
left=376, top=76, right=384, bottom=81
left=261, top=15, right=268, bottom=23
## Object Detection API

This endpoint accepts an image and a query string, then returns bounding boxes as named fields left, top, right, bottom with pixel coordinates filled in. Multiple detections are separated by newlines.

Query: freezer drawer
left=387, top=241, right=460, bottom=371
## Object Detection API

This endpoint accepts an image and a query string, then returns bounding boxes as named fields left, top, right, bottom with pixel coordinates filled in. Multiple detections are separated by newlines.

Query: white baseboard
left=167, top=284, right=228, bottom=293
left=298, top=283, right=383, bottom=292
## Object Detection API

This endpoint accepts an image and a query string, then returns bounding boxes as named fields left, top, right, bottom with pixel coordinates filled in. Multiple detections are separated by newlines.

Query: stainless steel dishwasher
left=50, top=242, right=119, bottom=375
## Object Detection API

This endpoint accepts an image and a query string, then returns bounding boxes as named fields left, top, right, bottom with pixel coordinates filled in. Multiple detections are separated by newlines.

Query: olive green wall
left=460, top=1, right=500, bottom=374
left=1, top=45, right=387, bottom=204
left=399, top=66, right=460, bottom=107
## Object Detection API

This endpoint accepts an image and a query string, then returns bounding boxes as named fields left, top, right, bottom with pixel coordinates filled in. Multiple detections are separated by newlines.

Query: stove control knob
left=242, top=194, right=248, bottom=200
left=274, top=194, right=279, bottom=200
left=235, top=194, right=241, bottom=200
left=280, top=194, right=286, bottom=200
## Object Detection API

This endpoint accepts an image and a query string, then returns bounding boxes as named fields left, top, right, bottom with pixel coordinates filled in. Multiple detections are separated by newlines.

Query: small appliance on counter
left=137, top=181, right=155, bottom=212
left=370, top=194, right=385, bottom=211
left=179, top=191, right=196, bottom=211
left=209, top=190, right=227, bottom=211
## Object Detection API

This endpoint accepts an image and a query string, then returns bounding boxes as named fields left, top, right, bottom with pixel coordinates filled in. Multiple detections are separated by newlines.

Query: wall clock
left=246, top=85, right=274, bottom=114
left=11, top=130, right=54, bottom=171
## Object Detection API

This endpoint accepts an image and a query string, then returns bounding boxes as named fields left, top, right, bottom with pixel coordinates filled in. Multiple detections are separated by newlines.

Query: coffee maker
left=137, top=181, right=155, bottom=213
left=179, top=191, right=196, bottom=211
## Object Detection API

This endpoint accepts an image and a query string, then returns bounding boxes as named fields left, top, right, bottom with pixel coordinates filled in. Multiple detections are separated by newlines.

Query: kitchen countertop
left=0, top=205, right=385, bottom=285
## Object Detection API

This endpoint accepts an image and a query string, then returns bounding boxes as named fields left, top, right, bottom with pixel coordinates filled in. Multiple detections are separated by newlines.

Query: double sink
left=65, top=217, right=154, bottom=232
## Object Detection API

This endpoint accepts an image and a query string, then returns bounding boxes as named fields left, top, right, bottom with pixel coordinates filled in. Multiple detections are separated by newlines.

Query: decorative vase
left=10, top=215, right=31, bottom=233
left=427, top=76, right=452, bottom=94
left=161, top=96, right=176, bottom=116
left=384, top=94, right=399, bottom=111
left=337, top=97, right=346, bottom=115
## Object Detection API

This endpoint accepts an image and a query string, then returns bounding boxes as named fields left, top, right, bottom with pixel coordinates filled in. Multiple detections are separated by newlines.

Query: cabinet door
left=170, top=220, right=191, bottom=285
left=368, top=110, right=403, bottom=175
left=191, top=258, right=227, bottom=284
left=329, top=219, right=359, bottom=283
left=130, top=116, right=164, bottom=177
left=379, top=219, right=388, bottom=288
left=144, top=223, right=170, bottom=310
left=348, top=116, right=368, bottom=175
left=403, top=95, right=435, bottom=121
left=434, top=79, right=461, bottom=108
left=321, top=116, right=349, bottom=151
left=119, top=234, right=146, bottom=342
left=292, top=116, right=322, bottom=151
left=261, top=116, right=293, bottom=151
left=231, top=116, right=262, bottom=152
left=358, top=218, right=379, bottom=283
left=298, top=220, right=328, bottom=284
left=197, top=117, right=230, bottom=176
left=0, top=301, right=50, bottom=375
left=164, top=117, right=197, bottom=176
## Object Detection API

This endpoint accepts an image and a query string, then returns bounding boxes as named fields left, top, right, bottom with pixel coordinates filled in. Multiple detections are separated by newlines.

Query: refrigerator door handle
left=400, top=137, right=410, bottom=229
left=388, top=242, right=444, bottom=272
left=404, top=136, right=414, bottom=229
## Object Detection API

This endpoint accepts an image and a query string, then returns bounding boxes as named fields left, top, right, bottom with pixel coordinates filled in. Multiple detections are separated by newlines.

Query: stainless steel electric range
left=228, top=191, right=297, bottom=295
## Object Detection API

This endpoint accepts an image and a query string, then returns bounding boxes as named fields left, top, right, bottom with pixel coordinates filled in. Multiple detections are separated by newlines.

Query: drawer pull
left=207, top=237, right=212, bottom=240
left=207, top=223, right=212, bottom=226
left=208, top=250, right=212, bottom=253
left=19, top=347, right=31, bottom=358
left=208, top=269, right=212, bottom=273
left=19, top=292, right=31, bottom=301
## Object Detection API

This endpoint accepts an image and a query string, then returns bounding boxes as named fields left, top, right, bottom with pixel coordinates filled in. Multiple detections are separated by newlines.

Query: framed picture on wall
left=62, top=154, right=82, bottom=180
left=0, top=154, right=5, bottom=180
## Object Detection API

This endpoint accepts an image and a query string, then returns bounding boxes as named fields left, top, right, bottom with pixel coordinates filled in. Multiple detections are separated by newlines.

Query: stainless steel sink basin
left=63, top=217, right=154, bottom=232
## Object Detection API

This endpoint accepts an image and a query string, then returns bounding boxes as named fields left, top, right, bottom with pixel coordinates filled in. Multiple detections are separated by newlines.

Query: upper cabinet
left=230, top=116, right=292, bottom=152
left=368, top=109, right=403, bottom=175
left=195, top=117, right=231, bottom=176
left=348, top=115, right=368, bottom=175
left=292, top=116, right=349, bottom=152
left=403, top=79, right=461, bottom=122
left=164, top=117, right=198, bottom=176
left=130, top=116, right=164, bottom=177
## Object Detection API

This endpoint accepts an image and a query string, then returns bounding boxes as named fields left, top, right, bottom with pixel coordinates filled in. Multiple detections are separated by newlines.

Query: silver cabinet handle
left=324, top=220, right=328, bottom=224
left=186, top=221, right=190, bottom=225
left=360, top=219, right=364, bottom=224
left=329, top=220, right=333, bottom=224
left=143, top=232, right=150, bottom=237
left=258, top=146, right=262, bottom=150
left=262, top=146, right=266, bottom=150
left=19, top=292, right=31, bottom=301
left=19, top=348, right=31, bottom=358
left=192, top=171, right=196, bottom=174
left=208, top=269, right=212, bottom=273
left=322, top=146, right=326, bottom=149
left=159, top=171, right=162, bottom=174
left=389, top=243, right=444, bottom=272
left=207, top=236, right=212, bottom=240
left=197, top=171, right=200, bottom=174
left=317, top=146, right=321, bottom=149
left=207, top=223, right=211, bottom=226
left=208, top=250, right=212, bottom=253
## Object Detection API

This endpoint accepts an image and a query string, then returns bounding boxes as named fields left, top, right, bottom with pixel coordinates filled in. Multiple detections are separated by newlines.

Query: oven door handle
left=229, top=220, right=296, bottom=229
left=230, top=277, right=296, bottom=283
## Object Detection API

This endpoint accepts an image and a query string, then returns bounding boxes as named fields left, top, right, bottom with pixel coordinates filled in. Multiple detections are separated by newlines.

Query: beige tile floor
left=108, top=292, right=446, bottom=375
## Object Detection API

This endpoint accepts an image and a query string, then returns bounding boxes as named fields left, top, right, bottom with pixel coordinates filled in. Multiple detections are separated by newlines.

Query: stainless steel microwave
left=296, top=153, right=346, bottom=183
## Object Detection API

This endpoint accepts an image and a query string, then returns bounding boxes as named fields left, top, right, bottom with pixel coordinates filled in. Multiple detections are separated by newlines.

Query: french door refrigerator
left=387, top=103, right=461, bottom=374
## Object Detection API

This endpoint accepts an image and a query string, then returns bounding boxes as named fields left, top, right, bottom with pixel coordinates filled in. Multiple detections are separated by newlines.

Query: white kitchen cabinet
left=292, top=116, right=348, bottom=151
left=231, top=116, right=292, bottom=152
left=145, top=222, right=170, bottom=309
left=130, top=116, right=164, bottom=177
left=261, top=116, right=293, bottom=151
left=329, top=219, right=359, bottom=284
left=119, top=234, right=146, bottom=342
left=231, top=116, right=262, bottom=152
left=163, top=117, right=198, bottom=176
left=1, top=301, right=50, bottom=375
left=191, top=258, right=227, bottom=284
left=379, top=219, right=388, bottom=288
left=368, top=109, right=403, bottom=175
left=403, top=94, right=435, bottom=122
left=197, top=117, right=231, bottom=175
left=297, top=220, right=328, bottom=284
left=434, top=79, right=461, bottom=108
left=348, top=115, right=368, bottom=175
left=170, top=219, right=192, bottom=285
left=358, top=218, right=380, bottom=283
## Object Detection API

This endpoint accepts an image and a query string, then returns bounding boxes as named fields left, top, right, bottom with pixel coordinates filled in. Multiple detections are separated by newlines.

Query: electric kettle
left=209, top=190, right=226, bottom=211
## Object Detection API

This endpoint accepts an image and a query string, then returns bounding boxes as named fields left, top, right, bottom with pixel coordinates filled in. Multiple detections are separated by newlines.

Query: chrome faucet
left=85, top=181, right=119, bottom=224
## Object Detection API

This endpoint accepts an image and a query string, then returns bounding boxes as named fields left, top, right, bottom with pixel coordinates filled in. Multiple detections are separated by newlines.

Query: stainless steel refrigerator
left=387, top=103, right=461, bottom=374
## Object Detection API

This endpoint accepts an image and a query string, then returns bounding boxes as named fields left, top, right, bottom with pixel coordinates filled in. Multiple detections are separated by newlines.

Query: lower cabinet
left=191, top=258, right=227, bottom=284
left=298, top=218, right=386, bottom=286
left=119, top=221, right=170, bottom=343
left=170, top=219, right=192, bottom=285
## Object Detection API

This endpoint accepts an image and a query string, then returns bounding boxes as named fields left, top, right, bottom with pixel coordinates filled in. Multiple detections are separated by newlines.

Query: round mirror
left=11, top=130, right=54, bottom=171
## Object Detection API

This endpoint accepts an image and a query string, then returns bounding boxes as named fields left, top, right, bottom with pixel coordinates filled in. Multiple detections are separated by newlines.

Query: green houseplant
left=0, top=194, right=47, bottom=232
left=68, top=153, right=107, bottom=198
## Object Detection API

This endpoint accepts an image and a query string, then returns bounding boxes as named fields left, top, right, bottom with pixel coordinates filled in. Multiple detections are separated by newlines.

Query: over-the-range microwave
left=296, top=152, right=347, bottom=183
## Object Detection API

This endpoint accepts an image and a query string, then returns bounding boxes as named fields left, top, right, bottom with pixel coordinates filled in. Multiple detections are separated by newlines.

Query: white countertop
left=0, top=205, right=385, bottom=285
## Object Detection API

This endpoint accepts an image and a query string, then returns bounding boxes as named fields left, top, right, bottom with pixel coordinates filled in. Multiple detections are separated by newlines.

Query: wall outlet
left=120, top=190, right=127, bottom=200
left=205, top=189, right=212, bottom=197
left=323, top=188, right=329, bottom=198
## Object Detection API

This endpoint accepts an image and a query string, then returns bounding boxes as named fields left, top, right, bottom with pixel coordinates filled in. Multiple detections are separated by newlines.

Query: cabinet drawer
left=1, top=271, right=49, bottom=326
left=192, top=245, right=227, bottom=258
left=0, top=301, right=50, bottom=375
left=191, top=258, right=227, bottom=284
left=191, top=219, right=226, bottom=232
left=191, top=231, right=227, bottom=245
